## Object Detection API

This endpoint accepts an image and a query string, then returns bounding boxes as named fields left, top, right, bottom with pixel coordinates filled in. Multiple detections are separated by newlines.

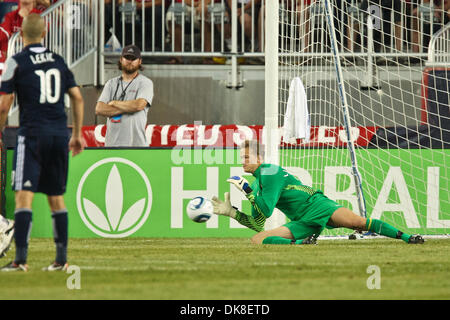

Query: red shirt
left=1, top=7, right=43, bottom=35
left=0, top=7, right=43, bottom=68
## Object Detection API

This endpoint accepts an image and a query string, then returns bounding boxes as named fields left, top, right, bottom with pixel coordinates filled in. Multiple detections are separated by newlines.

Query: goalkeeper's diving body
left=211, top=140, right=424, bottom=245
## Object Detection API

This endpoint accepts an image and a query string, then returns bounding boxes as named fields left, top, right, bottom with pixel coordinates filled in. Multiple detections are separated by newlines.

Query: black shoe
left=408, top=234, right=425, bottom=244
left=349, top=231, right=365, bottom=240
left=302, top=235, right=318, bottom=245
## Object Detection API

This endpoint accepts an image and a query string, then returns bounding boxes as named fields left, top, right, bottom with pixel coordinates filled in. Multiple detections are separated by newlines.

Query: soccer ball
left=186, top=196, right=213, bottom=223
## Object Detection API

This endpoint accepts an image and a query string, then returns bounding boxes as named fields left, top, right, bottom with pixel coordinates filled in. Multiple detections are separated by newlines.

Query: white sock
left=0, top=216, right=8, bottom=232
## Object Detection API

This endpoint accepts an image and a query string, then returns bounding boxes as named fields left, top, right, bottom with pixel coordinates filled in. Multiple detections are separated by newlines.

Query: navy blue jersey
left=0, top=43, right=77, bottom=136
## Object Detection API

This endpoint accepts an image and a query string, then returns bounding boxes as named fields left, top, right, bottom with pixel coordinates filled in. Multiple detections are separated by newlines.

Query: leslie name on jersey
left=30, top=52, right=54, bottom=65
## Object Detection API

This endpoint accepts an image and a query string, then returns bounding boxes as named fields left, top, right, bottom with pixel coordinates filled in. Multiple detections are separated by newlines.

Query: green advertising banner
left=4, top=148, right=449, bottom=238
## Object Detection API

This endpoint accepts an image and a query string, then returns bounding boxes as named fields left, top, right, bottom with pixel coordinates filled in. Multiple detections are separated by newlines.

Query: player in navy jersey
left=0, top=14, right=85, bottom=271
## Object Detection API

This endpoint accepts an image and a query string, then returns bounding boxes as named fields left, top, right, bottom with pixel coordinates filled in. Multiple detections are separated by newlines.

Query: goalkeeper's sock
left=52, top=210, right=68, bottom=265
left=262, top=236, right=293, bottom=245
left=14, top=209, right=32, bottom=264
left=366, top=218, right=411, bottom=243
left=262, top=236, right=314, bottom=245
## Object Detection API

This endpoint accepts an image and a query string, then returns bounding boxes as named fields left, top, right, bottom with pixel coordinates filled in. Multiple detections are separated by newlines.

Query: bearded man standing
left=95, top=45, right=154, bottom=147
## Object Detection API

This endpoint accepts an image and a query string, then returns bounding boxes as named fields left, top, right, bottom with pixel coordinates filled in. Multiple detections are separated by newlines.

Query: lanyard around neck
left=113, top=73, right=138, bottom=101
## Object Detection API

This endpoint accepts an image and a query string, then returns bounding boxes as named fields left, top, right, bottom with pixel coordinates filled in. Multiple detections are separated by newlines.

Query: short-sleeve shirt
left=0, top=43, right=77, bottom=136
left=98, top=74, right=154, bottom=147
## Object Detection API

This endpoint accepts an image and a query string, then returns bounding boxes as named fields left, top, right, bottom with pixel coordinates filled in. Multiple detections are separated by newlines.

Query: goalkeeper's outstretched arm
left=211, top=192, right=266, bottom=232
left=234, top=209, right=266, bottom=233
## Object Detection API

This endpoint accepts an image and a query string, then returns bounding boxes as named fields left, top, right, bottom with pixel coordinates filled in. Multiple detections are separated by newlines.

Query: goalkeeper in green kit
left=211, top=140, right=424, bottom=245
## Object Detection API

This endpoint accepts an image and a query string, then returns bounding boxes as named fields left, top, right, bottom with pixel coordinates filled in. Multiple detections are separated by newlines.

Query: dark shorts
left=284, top=193, right=342, bottom=240
left=12, top=135, right=69, bottom=196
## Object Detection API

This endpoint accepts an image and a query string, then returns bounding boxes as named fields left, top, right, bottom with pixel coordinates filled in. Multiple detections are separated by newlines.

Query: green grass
left=0, top=238, right=449, bottom=300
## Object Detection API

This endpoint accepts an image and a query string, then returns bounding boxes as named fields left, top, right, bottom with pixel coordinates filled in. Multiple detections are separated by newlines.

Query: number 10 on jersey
left=34, top=68, right=61, bottom=104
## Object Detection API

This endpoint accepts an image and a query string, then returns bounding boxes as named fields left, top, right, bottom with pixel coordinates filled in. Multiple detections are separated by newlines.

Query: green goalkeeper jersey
left=234, top=163, right=327, bottom=232
left=247, top=163, right=321, bottom=221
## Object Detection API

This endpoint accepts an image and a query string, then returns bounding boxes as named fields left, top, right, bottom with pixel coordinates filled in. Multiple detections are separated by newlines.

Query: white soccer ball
left=186, top=196, right=213, bottom=223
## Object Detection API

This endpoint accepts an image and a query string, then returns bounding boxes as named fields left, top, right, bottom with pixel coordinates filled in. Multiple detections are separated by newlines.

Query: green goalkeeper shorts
left=283, top=193, right=342, bottom=240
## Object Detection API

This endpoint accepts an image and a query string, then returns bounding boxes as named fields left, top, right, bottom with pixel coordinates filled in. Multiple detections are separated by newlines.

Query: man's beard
left=122, top=64, right=140, bottom=74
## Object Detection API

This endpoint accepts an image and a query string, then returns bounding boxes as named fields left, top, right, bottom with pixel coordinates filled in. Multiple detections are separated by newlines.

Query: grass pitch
left=0, top=238, right=449, bottom=300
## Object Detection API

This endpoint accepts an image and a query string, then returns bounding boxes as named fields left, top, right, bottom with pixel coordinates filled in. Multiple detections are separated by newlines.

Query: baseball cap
left=121, top=45, right=141, bottom=60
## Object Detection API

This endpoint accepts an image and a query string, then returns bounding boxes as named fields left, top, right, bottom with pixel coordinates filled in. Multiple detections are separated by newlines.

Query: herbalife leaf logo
left=76, top=158, right=152, bottom=238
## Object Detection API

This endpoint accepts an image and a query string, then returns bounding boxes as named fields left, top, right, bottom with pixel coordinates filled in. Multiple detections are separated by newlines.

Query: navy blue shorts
left=12, top=135, right=69, bottom=196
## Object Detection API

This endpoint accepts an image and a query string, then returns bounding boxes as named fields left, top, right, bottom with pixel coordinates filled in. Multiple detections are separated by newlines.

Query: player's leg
left=40, top=136, right=70, bottom=271
left=2, top=136, right=38, bottom=271
left=254, top=223, right=318, bottom=245
left=251, top=226, right=294, bottom=244
left=258, top=198, right=333, bottom=245
left=1, top=190, right=35, bottom=271
left=327, top=207, right=424, bottom=243
left=326, top=207, right=366, bottom=231
left=44, top=195, right=68, bottom=271
left=14, top=190, right=34, bottom=261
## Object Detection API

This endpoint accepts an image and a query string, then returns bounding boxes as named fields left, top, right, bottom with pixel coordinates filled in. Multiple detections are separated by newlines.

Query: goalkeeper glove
left=211, top=192, right=237, bottom=219
left=227, top=176, right=253, bottom=195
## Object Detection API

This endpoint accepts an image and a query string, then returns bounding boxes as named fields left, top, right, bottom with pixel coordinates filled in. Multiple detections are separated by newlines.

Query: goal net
left=276, top=0, right=449, bottom=237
